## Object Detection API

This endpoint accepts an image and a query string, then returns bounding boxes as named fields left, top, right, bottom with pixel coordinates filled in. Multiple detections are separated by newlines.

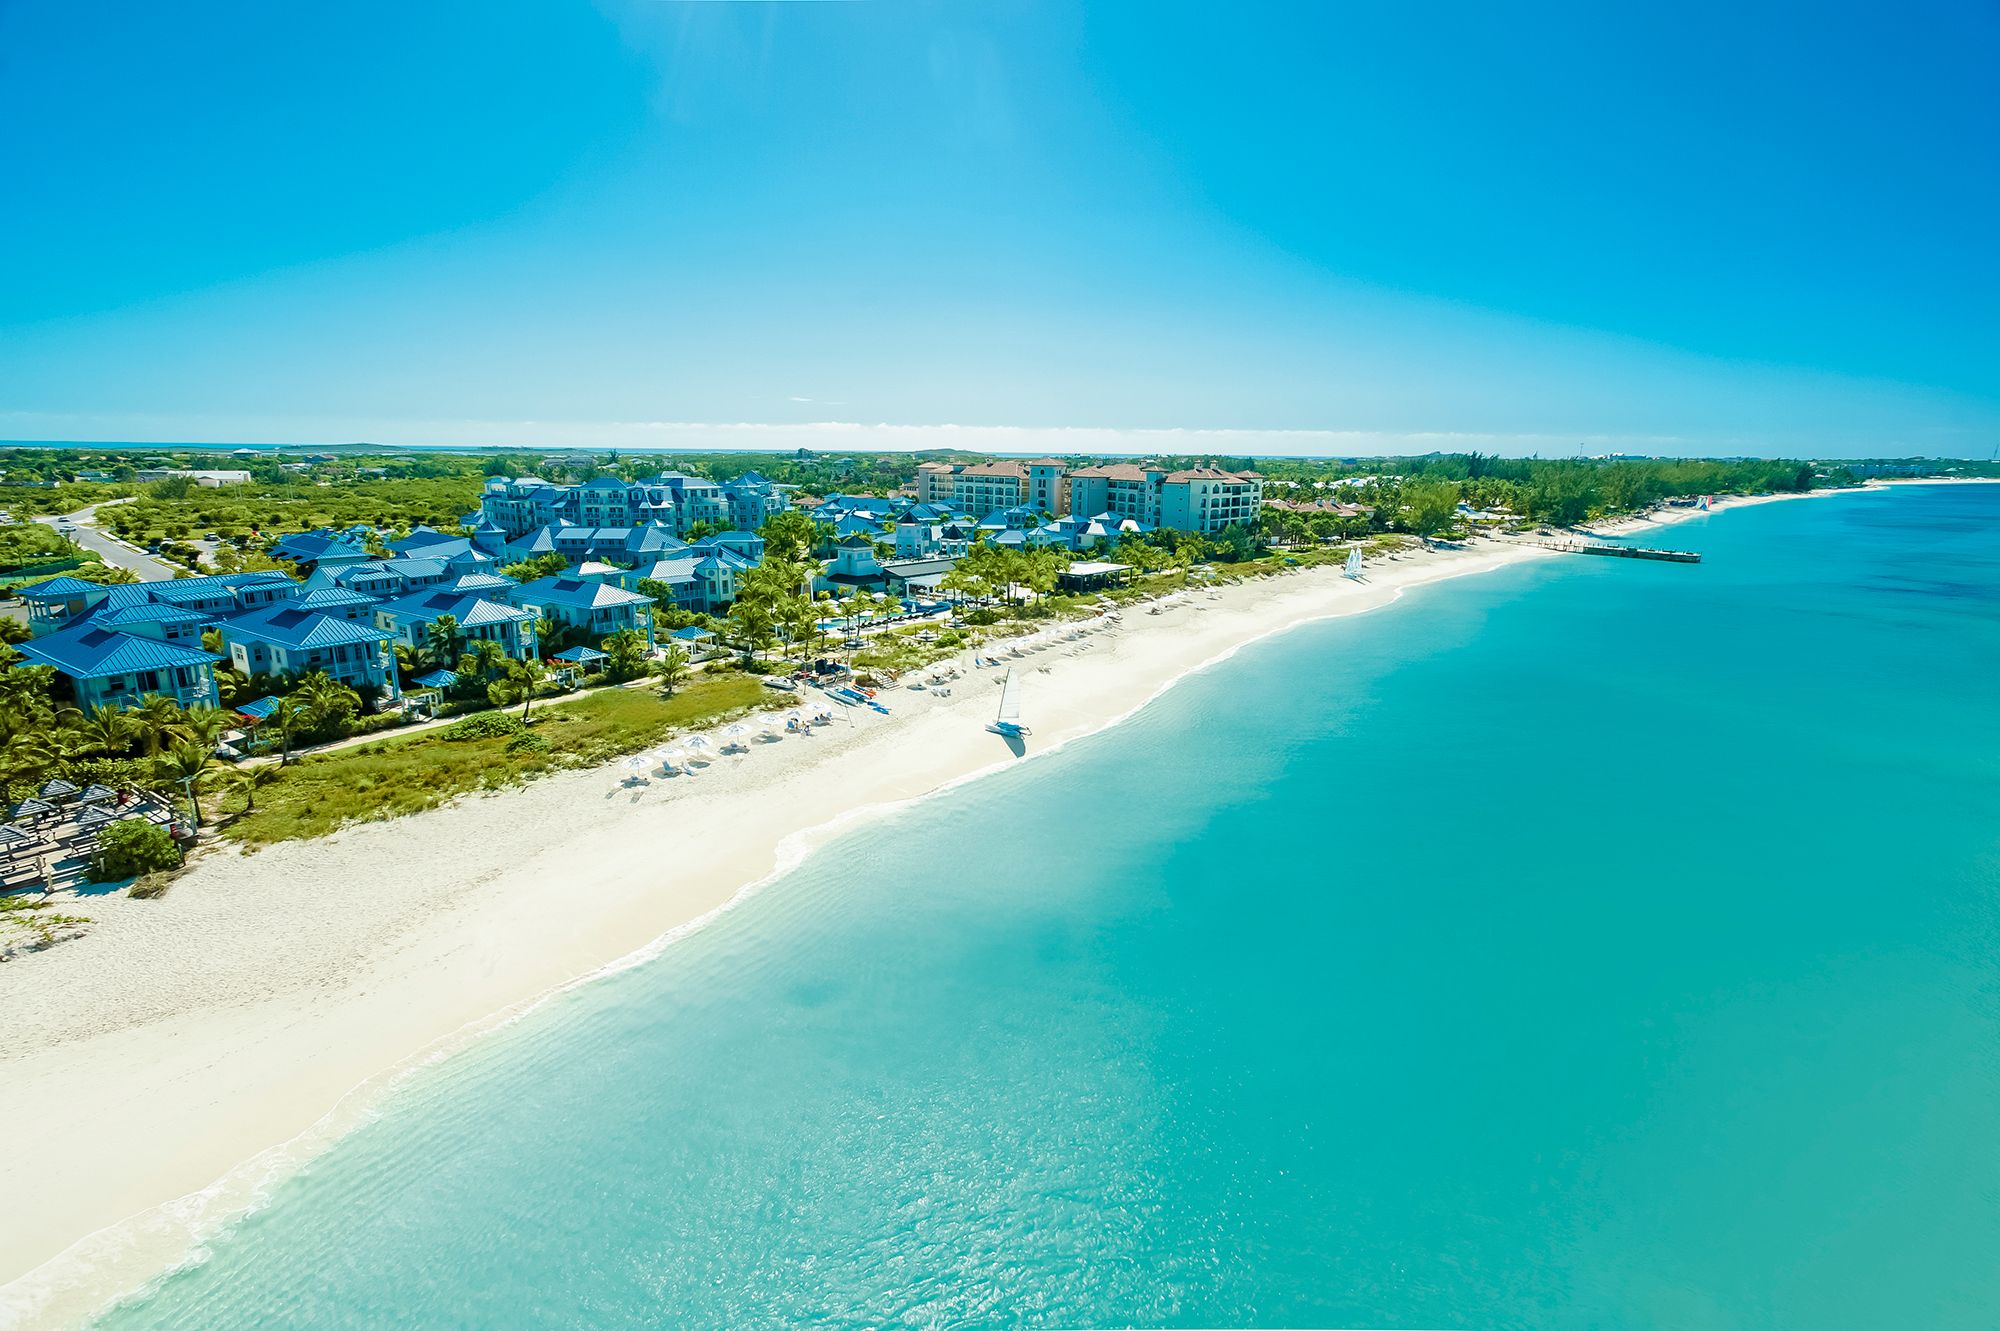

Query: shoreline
left=0, top=484, right=1898, bottom=1327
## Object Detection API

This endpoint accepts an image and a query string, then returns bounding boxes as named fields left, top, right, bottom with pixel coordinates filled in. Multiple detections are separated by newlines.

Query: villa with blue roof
left=373, top=589, right=537, bottom=661
left=269, top=528, right=374, bottom=573
left=616, top=545, right=751, bottom=614
left=15, top=621, right=221, bottom=714
left=15, top=571, right=298, bottom=638
left=217, top=605, right=400, bottom=701
left=504, top=576, right=654, bottom=648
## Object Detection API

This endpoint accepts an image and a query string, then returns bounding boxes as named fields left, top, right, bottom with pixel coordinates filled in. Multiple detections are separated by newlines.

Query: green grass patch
left=221, top=675, right=772, bottom=846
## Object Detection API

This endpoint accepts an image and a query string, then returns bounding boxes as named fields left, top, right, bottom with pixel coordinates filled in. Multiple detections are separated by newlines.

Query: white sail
left=996, top=668, right=1022, bottom=725
left=1343, top=548, right=1362, bottom=578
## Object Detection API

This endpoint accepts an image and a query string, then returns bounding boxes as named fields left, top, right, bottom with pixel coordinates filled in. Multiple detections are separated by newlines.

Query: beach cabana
left=667, top=626, right=719, bottom=660
left=411, top=668, right=462, bottom=690
left=551, top=646, right=609, bottom=675
left=234, top=696, right=282, bottom=724
left=11, top=798, right=58, bottom=825
left=1057, top=561, right=1132, bottom=593
left=78, top=783, right=118, bottom=806
left=0, top=823, right=41, bottom=856
left=40, top=778, right=80, bottom=804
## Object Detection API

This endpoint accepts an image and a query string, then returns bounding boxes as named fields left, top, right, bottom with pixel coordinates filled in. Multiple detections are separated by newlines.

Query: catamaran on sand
left=987, top=667, right=1029, bottom=738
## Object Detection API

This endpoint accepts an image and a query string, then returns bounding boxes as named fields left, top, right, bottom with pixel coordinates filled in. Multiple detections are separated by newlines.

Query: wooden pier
left=1553, top=541, right=1702, bottom=564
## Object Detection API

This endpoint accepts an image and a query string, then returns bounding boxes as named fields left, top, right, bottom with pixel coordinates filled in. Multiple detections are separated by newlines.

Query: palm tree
left=129, top=693, right=185, bottom=757
left=425, top=615, right=465, bottom=665
left=654, top=644, right=690, bottom=696
left=466, top=639, right=507, bottom=681
left=533, top=615, right=573, bottom=657
left=222, top=762, right=282, bottom=814
left=154, top=741, right=216, bottom=830
left=394, top=641, right=435, bottom=682
left=296, top=672, right=360, bottom=733
left=511, top=657, right=548, bottom=722
left=170, top=704, right=230, bottom=751
left=268, top=695, right=311, bottom=764
left=79, top=708, right=136, bottom=756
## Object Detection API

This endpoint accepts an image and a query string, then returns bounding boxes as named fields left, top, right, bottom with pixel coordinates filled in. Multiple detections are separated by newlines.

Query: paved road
left=33, top=501, right=177, bottom=582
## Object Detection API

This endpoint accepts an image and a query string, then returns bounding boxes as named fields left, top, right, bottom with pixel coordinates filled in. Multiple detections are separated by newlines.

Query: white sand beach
left=0, top=490, right=1848, bottom=1328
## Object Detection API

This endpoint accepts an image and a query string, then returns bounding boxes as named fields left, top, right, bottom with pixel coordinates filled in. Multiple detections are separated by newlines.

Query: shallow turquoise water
left=95, top=485, right=2000, bottom=1330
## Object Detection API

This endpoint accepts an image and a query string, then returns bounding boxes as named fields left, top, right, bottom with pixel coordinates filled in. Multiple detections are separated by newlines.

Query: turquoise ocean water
left=94, top=485, right=2000, bottom=1330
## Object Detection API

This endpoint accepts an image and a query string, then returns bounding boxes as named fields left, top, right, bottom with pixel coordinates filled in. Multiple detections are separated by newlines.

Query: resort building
left=269, top=529, right=375, bottom=573
left=14, top=576, right=117, bottom=638
left=893, top=514, right=972, bottom=559
left=616, top=544, right=754, bottom=614
left=13, top=621, right=222, bottom=714
left=504, top=576, right=655, bottom=647
left=14, top=571, right=302, bottom=638
left=216, top=605, right=402, bottom=701
left=372, top=590, right=538, bottom=660
left=1157, top=467, right=1265, bottom=534
left=913, top=460, right=1055, bottom=519
left=475, top=472, right=788, bottom=540
left=1065, top=464, right=1264, bottom=535
left=814, top=535, right=887, bottom=594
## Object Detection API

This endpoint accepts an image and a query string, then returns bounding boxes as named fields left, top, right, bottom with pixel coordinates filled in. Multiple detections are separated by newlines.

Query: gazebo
left=551, top=646, right=609, bottom=675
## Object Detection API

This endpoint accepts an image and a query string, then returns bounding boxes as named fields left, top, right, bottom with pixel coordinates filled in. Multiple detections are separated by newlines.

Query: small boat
left=1343, top=548, right=1363, bottom=579
left=986, top=667, right=1030, bottom=738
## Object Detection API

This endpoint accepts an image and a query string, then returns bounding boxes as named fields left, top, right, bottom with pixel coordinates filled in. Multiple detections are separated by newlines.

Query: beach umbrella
left=78, top=783, right=117, bottom=804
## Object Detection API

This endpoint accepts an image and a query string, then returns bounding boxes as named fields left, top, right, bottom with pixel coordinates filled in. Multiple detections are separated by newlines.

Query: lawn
left=220, top=675, right=774, bottom=846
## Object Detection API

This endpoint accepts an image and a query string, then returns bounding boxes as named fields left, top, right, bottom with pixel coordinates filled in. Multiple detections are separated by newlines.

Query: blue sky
left=2, top=0, right=1995, bottom=458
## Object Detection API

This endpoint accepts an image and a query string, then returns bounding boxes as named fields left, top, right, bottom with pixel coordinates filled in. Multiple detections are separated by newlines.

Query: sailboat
left=1343, top=548, right=1363, bottom=579
left=987, top=667, right=1030, bottom=738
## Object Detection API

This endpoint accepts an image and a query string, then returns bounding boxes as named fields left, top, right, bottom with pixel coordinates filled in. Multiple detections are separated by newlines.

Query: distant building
left=475, top=472, right=788, bottom=540
left=134, top=468, right=252, bottom=486
left=1066, top=464, right=1263, bottom=535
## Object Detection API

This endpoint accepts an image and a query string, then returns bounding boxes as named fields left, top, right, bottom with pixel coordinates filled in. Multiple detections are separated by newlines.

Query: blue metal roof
left=293, top=586, right=380, bottom=611
left=90, top=602, right=209, bottom=628
left=379, top=557, right=448, bottom=578
left=235, top=695, right=281, bottom=721
left=552, top=646, right=609, bottom=662
left=509, top=576, right=650, bottom=610
left=439, top=572, right=517, bottom=594
left=15, top=622, right=220, bottom=680
left=221, top=604, right=394, bottom=650
left=668, top=626, right=715, bottom=640
left=271, top=529, right=370, bottom=561
left=375, top=589, right=532, bottom=629
left=13, top=576, right=112, bottom=601
left=411, top=668, right=462, bottom=689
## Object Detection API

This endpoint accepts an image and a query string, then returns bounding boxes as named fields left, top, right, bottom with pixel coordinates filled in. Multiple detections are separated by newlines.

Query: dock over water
left=1548, top=541, right=1702, bottom=564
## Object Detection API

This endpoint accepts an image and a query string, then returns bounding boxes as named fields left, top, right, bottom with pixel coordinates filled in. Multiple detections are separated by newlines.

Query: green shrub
left=90, top=821, right=182, bottom=881
left=504, top=732, right=549, bottom=754
left=440, top=711, right=523, bottom=741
